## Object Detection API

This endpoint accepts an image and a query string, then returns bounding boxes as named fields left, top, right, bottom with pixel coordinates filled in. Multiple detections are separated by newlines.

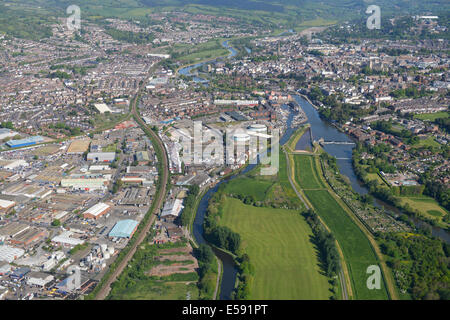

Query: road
left=212, top=256, right=221, bottom=300
left=283, top=147, right=350, bottom=300
left=94, top=64, right=170, bottom=300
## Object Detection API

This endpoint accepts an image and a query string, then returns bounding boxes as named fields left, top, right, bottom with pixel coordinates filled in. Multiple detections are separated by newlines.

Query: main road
left=94, top=64, right=170, bottom=300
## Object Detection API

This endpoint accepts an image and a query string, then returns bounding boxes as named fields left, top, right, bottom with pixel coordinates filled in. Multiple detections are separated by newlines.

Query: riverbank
left=176, top=40, right=237, bottom=77
left=294, top=94, right=450, bottom=242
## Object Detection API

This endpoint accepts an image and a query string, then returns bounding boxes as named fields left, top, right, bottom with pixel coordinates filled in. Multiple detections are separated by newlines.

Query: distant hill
left=0, top=0, right=449, bottom=39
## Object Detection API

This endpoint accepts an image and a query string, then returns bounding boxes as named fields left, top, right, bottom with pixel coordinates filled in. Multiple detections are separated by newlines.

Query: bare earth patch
left=147, top=244, right=198, bottom=277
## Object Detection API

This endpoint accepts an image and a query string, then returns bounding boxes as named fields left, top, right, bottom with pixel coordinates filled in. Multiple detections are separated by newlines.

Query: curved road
left=94, top=66, right=170, bottom=300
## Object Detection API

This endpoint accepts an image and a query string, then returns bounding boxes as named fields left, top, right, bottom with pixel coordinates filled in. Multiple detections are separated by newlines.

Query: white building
left=51, top=231, right=85, bottom=248
left=27, top=272, right=54, bottom=287
left=94, top=103, right=112, bottom=114
left=0, top=245, right=25, bottom=263
left=161, top=199, right=184, bottom=219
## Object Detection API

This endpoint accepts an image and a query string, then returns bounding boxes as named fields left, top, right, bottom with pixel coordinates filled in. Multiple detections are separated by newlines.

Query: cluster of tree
left=303, top=209, right=340, bottom=279
left=105, top=28, right=155, bottom=44
left=378, top=47, right=410, bottom=56
left=50, top=63, right=95, bottom=76
left=391, top=185, right=425, bottom=197
left=434, top=116, right=450, bottom=133
left=179, top=185, right=200, bottom=227
left=250, top=55, right=279, bottom=63
left=194, top=244, right=217, bottom=299
left=204, top=225, right=241, bottom=254
left=307, top=50, right=324, bottom=56
left=372, top=120, right=422, bottom=145
left=278, top=72, right=307, bottom=83
left=230, top=193, right=259, bottom=207
left=360, top=65, right=389, bottom=76
left=48, top=70, right=71, bottom=80
left=0, top=121, right=14, bottom=130
left=379, top=233, right=450, bottom=300
left=112, top=179, right=123, bottom=194
left=421, top=179, right=450, bottom=211
left=48, top=122, right=81, bottom=136
left=389, top=87, right=430, bottom=99
left=233, top=254, right=254, bottom=300
left=320, top=152, right=338, bottom=172
left=309, top=87, right=373, bottom=124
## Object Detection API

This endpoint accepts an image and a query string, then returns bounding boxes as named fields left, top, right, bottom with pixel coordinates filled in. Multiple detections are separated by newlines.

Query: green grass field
left=223, top=176, right=274, bottom=202
left=108, top=280, right=199, bottom=300
left=414, top=112, right=449, bottom=121
left=412, top=136, right=441, bottom=148
left=303, top=190, right=389, bottom=299
left=294, top=155, right=326, bottom=190
left=399, top=196, right=448, bottom=223
left=366, top=172, right=390, bottom=187
left=294, top=155, right=389, bottom=300
left=278, top=152, right=305, bottom=209
left=220, top=197, right=331, bottom=299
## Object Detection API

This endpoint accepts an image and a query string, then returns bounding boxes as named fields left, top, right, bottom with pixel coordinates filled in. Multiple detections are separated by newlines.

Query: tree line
left=303, top=209, right=341, bottom=280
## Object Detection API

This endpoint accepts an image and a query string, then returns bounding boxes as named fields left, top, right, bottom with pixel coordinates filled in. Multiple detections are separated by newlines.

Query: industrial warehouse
left=108, top=220, right=139, bottom=239
left=0, top=121, right=160, bottom=300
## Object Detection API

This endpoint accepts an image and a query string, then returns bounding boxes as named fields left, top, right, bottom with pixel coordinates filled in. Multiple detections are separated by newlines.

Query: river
left=293, top=95, right=450, bottom=243
left=193, top=105, right=297, bottom=300
left=178, top=40, right=237, bottom=84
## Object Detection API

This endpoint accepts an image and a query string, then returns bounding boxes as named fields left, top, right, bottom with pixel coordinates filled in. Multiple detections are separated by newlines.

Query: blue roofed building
left=6, top=136, right=44, bottom=148
left=108, top=220, right=139, bottom=239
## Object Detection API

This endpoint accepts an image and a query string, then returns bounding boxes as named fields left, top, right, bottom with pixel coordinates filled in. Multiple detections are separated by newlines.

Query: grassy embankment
left=293, top=154, right=391, bottom=300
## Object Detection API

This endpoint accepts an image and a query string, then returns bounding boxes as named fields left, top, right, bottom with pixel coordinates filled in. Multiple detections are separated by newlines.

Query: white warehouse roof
left=0, top=245, right=25, bottom=263
left=51, top=231, right=85, bottom=246
left=0, top=199, right=15, bottom=209
left=84, top=202, right=110, bottom=218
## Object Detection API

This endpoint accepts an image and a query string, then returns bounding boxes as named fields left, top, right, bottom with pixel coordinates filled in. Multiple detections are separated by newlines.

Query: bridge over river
left=318, top=138, right=356, bottom=146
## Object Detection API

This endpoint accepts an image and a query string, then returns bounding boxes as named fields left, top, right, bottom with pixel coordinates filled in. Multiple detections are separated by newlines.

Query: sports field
left=414, top=112, right=449, bottom=121
left=294, top=155, right=390, bottom=300
left=220, top=197, right=331, bottom=300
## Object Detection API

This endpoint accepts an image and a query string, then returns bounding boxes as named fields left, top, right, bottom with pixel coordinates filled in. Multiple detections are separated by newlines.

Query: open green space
left=108, top=280, right=199, bottom=300
left=294, top=155, right=389, bottom=300
left=414, top=112, right=449, bottom=121
left=222, top=155, right=304, bottom=210
left=366, top=172, right=390, bottom=187
left=107, top=241, right=199, bottom=300
left=277, top=152, right=304, bottom=209
left=303, top=189, right=388, bottom=300
left=399, top=196, right=448, bottom=222
left=223, top=176, right=273, bottom=202
left=219, top=197, right=331, bottom=299
left=168, top=38, right=229, bottom=67
left=412, top=136, right=441, bottom=148
left=294, top=155, right=326, bottom=190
